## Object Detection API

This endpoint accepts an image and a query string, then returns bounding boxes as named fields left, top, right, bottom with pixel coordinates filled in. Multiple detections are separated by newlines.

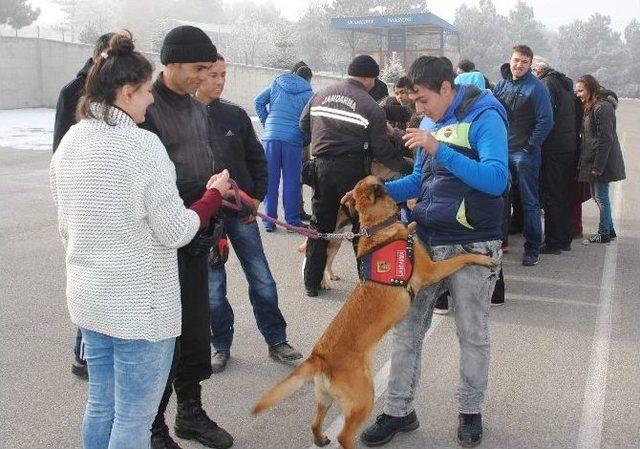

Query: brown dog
left=253, top=176, right=494, bottom=449
left=297, top=160, right=411, bottom=289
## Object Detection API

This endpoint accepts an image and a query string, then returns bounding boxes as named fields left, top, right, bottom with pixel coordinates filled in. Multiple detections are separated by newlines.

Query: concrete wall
left=0, top=37, right=341, bottom=112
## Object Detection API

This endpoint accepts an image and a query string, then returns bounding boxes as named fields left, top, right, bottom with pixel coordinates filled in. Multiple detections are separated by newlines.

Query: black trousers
left=154, top=249, right=212, bottom=426
left=304, top=157, right=365, bottom=289
left=541, top=151, right=573, bottom=249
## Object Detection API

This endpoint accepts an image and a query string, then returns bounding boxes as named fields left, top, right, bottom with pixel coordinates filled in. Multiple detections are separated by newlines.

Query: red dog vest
left=358, top=233, right=415, bottom=287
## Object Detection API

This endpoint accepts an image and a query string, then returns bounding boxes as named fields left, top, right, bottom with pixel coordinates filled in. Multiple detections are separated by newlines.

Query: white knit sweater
left=50, top=104, right=200, bottom=341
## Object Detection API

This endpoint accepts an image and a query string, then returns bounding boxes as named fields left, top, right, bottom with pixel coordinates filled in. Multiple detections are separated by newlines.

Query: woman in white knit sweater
left=50, top=33, right=230, bottom=449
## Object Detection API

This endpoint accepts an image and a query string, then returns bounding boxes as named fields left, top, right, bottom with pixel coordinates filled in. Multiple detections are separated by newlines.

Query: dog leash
left=220, top=179, right=399, bottom=241
left=220, top=179, right=323, bottom=239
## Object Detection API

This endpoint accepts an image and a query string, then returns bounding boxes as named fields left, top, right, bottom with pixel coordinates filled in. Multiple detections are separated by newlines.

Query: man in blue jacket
left=493, top=44, right=553, bottom=266
left=254, top=64, right=314, bottom=231
left=356, top=55, right=507, bottom=448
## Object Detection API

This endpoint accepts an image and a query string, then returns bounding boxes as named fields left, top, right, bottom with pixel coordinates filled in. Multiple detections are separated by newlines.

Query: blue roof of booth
left=330, top=13, right=459, bottom=33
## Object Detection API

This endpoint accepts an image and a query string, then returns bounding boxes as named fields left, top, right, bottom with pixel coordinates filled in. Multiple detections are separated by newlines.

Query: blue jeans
left=263, top=139, right=303, bottom=227
left=384, top=241, right=502, bottom=416
left=81, top=329, right=175, bottom=449
left=208, top=215, right=287, bottom=351
left=590, top=179, right=614, bottom=235
left=509, top=150, right=542, bottom=256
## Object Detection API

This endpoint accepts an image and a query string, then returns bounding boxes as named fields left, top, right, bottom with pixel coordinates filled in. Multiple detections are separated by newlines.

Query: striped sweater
left=50, top=104, right=200, bottom=341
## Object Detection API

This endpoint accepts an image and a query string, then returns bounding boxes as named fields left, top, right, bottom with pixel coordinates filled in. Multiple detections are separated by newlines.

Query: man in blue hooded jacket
left=357, top=55, right=507, bottom=448
left=254, top=64, right=314, bottom=230
left=493, top=44, right=553, bottom=266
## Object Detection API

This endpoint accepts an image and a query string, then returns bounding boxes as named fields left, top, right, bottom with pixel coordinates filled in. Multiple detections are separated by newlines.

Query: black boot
left=151, top=417, right=182, bottom=449
left=175, top=399, right=233, bottom=448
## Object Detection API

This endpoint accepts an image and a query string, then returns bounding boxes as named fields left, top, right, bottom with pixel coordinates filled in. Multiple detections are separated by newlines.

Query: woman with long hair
left=574, top=74, right=626, bottom=244
left=50, top=32, right=230, bottom=448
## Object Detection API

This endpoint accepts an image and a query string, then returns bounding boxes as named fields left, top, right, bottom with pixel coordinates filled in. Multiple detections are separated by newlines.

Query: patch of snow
left=0, top=108, right=55, bottom=151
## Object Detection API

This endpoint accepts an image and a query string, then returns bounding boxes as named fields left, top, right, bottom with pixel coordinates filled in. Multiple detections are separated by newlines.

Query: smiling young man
left=493, top=45, right=553, bottom=266
left=141, top=26, right=233, bottom=449
left=195, top=55, right=302, bottom=374
left=358, top=55, right=507, bottom=448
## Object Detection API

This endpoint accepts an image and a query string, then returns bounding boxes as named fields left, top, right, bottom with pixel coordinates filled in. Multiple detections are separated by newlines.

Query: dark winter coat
left=299, top=78, right=411, bottom=174
left=254, top=73, right=313, bottom=146
left=141, top=75, right=214, bottom=206
left=493, top=66, right=554, bottom=152
left=577, top=97, right=626, bottom=183
left=206, top=99, right=268, bottom=201
left=53, top=59, right=92, bottom=152
left=538, top=69, right=577, bottom=155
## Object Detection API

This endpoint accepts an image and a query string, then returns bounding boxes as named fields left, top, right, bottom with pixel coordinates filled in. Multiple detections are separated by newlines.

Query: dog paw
left=314, top=435, right=331, bottom=446
left=478, top=255, right=495, bottom=267
left=320, top=280, right=332, bottom=290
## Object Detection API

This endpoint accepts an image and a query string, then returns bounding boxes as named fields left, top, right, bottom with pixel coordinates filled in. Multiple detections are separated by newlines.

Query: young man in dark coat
left=52, top=32, right=114, bottom=380
left=532, top=60, right=577, bottom=253
left=195, top=55, right=302, bottom=374
left=141, top=26, right=233, bottom=449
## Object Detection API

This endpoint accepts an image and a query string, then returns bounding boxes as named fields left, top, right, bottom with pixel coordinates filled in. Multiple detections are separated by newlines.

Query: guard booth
left=329, top=13, right=461, bottom=70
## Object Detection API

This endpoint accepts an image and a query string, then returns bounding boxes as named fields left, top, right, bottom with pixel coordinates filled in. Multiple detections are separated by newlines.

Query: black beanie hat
left=161, top=25, right=217, bottom=65
left=348, top=55, right=379, bottom=78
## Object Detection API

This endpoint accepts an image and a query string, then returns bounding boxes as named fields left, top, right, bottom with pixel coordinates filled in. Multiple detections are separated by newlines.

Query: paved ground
left=1, top=101, right=639, bottom=449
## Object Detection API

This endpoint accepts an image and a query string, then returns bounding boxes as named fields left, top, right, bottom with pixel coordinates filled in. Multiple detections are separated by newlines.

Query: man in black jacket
left=195, top=55, right=302, bottom=374
left=141, top=26, right=232, bottom=449
left=53, top=32, right=114, bottom=152
left=52, top=32, right=114, bottom=381
left=532, top=60, right=577, bottom=253
left=300, top=55, right=412, bottom=297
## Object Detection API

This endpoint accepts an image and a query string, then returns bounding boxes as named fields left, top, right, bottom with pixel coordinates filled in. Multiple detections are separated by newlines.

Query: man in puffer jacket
left=254, top=64, right=314, bottom=230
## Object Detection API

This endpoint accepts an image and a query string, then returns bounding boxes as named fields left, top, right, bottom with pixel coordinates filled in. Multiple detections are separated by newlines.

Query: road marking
left=505, top=275, right=599, bottom=290
left=576, top=133, right=626, bottom=449
left=305, top=314, right=445, bottom=449
left=506, top=293, right=598, bottom=307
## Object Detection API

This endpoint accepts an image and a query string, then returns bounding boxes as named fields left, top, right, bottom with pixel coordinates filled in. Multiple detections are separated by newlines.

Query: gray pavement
left=1, top=101, right=639, bottom=449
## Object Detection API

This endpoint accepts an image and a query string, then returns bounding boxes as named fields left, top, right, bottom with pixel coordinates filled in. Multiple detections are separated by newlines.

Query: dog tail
left=251, top=356, right=319, bottom=415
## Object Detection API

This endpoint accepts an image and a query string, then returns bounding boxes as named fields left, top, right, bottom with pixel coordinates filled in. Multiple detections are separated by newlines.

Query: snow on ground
left=0, top=108, right=264, bottom=150
left=0, top=108, right=55, bottom=151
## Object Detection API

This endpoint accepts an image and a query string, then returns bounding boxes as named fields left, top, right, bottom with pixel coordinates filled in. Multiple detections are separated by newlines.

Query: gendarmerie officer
left=300, top=55, right=412, bottom=297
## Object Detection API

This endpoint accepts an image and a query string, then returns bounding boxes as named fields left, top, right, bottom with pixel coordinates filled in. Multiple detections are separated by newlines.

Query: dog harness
left=358, top=232, right=415, bottom=287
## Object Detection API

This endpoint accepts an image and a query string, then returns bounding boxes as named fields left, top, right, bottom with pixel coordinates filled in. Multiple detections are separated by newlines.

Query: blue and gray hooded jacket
left=254, top=73, right=313, bottom=146
left=411, top=85, right=509, bottom=246
left=493, top=67, right=553, bottom=152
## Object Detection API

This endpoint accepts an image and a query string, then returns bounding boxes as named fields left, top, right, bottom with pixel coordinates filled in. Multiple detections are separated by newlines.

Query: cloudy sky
left=30, top=0, right=640, bottom=32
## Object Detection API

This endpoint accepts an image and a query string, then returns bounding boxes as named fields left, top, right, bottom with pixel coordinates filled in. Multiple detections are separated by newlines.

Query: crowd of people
left=50, top=25, right=626, bottom=449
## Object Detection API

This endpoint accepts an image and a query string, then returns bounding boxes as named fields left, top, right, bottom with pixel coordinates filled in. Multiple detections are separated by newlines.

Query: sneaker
left=175, top=400, right=233, bottom=449
left=522, top=254, right=539, bottom=266
left=151, top=420, right=183, bottom=449
left=539, top=245, right=561, bottom=255
left=491, top=295, right=505, bottom=306
left=269, top=342, right=303, bottom=363
left=609, top=229, right=617, bottom=240
left=457, top=413, right=483, bottom=448
left=72, top=360, right=88, bottom=380
left=306, top=286, right=319, bottom=297
left=582, top=233, right=611, bottom=245
left=360, top=411, right=420, bottom=446
left=211, top=350, right=230, bottom=374
left=433, top=293, right=449, bottom=315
